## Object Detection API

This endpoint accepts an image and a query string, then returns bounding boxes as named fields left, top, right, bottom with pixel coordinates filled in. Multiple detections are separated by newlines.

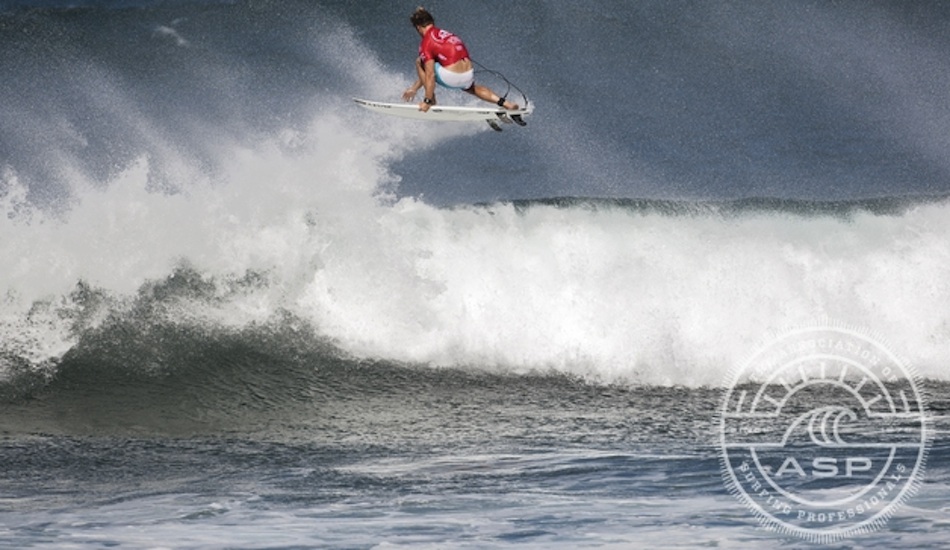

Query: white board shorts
left=435, top=64, right=475, bottom=90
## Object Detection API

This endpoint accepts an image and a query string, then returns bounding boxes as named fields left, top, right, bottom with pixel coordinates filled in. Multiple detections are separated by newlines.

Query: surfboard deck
left=353, top=98, right=530, bottom=131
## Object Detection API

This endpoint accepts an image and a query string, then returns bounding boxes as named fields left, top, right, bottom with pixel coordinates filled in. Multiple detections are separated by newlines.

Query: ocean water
left=1, top=1, right=949, bottom=548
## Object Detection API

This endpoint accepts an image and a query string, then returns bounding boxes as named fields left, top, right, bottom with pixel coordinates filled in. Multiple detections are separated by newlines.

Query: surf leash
left=471, top=59, right=530, bottom=110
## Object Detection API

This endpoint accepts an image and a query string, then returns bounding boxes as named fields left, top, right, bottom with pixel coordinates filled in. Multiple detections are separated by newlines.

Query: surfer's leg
left=465, top=84, right=519, bottom=110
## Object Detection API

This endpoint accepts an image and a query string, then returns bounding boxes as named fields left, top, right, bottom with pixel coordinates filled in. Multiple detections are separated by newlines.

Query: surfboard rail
left=353, top=98, right=531, bottom=127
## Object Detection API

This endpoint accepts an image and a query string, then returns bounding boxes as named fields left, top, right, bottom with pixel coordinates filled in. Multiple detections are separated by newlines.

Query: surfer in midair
left=402, top=7, right=520, bottom=113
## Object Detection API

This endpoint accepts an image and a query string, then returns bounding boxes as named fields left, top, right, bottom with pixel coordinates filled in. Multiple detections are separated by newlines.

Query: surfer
left=402, top=7, right=520, bottom=113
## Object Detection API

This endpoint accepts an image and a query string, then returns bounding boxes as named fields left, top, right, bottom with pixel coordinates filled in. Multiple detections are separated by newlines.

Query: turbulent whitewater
left=1, top=1, right=948, bottom=548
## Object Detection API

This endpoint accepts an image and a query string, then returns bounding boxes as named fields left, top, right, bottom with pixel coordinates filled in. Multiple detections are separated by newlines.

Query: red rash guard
left=418, top=26, right=470, bottom=66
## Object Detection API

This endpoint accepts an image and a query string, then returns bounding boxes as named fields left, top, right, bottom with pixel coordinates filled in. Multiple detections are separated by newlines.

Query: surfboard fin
left=487, top=120, right=503, bottom=132
left=495, top=112, right=527, bottom=128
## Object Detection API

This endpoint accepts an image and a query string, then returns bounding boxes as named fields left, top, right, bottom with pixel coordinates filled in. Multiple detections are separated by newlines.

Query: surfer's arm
left=403, top=57, right=427, bottom=102
left=419, top=59, right=436, bottom=112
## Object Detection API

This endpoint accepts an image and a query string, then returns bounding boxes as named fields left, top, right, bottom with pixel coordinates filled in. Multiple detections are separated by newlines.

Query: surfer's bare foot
left=504, top=101, right=519, bottom=110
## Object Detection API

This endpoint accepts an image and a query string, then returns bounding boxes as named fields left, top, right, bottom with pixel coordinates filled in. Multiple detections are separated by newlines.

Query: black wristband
left=424, top=97, right=435, bottom=105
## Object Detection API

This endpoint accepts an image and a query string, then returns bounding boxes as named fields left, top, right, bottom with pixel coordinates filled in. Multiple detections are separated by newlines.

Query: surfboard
left=353, top=98, right=530, bottom=131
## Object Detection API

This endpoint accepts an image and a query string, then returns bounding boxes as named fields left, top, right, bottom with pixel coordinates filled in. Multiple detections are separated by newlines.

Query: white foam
left=1, top=56, right=948, bottom=387
left=294, top=196, right=950, bottom=386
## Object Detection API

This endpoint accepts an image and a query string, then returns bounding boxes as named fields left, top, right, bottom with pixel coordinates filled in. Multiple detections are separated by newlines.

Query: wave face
left=1, top=1, right=949, bottom=401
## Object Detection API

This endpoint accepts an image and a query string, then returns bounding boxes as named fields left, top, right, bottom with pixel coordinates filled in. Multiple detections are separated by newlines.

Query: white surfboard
left=353, top=98, right=531, bottom=131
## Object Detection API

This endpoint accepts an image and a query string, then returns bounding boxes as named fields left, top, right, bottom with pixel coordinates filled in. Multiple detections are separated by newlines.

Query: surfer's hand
left=402, top=88, right=417, bottom=102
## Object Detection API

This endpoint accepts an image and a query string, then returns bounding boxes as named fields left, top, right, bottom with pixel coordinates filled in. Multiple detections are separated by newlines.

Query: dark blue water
left=1, top=1, right=948, bottom=547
